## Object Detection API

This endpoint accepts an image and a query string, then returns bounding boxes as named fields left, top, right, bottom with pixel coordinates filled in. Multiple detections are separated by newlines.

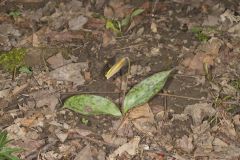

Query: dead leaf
left=0, top=89, right=10, bottom=98
left=112, top=119, right=134, bottom=137
left=108, top=136, right=140, bottom=160
left=220, top=119, right=236, bottom=137
left=55, top=130, right=68, bottom=143
left=127, top=16, right=143, bottom=32
left=74, top=145, right=93, bottom=160
left=102, top=31, right=116, bottom=47
left=47, top=53, right=71, bottom=69
left=8, top=83, right=29, bottom=99
left=84, top=71, right=91, bottom=81
left=102, top=133, right=127, bottom=146
left=19, top=113, right=43, bottom=127
left=47, top=30, right=84, bottom=42
left=151, top=22, right=158, bottom=33
left=30, top=90, right=59, bottom=111
left=182, top=37, right=223, bottom=74
left=184, top=103, right=216, bottom=126
left=128, top=103, right=156, bottom=136
left=68, top=15, right=88, bottom=31
left=32, top=33, right=40, bottom=47
left=104, top=6, right=114, bottom=19
left=68, top=128, right=93, bottom=137
left=176, top=135, right=194, bottom=153
left=49, top=62, right=88, bottom=85
left=84, top=18, right=105, bottom=30
left=108, top=0, right=133, bottom=19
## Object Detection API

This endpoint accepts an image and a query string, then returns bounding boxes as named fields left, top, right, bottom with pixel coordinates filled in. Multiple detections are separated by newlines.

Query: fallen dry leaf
left=68, top=15, right=88, bottom=31
left=184, top=103, right=216, bottom=126
left=74, top=145, right=93, bottom=160
left=55, top=130, right=68, bottom=143
left=32, top=32, right=40, bottom=47
left=128, top=103, right=156, bottom=136
left=47, top=53, right=72, bottom=69
left=8, top=83, right=29, bottom=98
left=219, top=119, right=237, bottom=137
left=176, top=135, right=194, bottom=153
left=102, top=30, right=116, bottom=47
left=68, top=128, right=93, bottom=137
left=102, top=133, right=127, bottom=146
left=30, top=89, right=59, bottom=111
left=182, top=37, right=223, bottom=74
left=151, top=22, right=158, bottom=33
left=49, top=62, right=88, bottom=85
left=0, top=89, right=10, bottom=98
left=47, top=30, right=84, bottom=42
left=108, top=136, right=140, bottom=160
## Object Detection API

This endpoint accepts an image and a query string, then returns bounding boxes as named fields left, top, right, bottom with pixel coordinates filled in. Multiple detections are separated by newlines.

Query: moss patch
left=0, top=48, right=26, bottom=72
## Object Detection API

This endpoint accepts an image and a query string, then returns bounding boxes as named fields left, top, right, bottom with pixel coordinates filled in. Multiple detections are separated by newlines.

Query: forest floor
left=0, top=0, right=240, bottom=159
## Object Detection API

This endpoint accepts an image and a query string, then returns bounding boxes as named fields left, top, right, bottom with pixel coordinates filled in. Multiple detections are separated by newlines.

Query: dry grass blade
left=105, top=57, right=129, bottom=79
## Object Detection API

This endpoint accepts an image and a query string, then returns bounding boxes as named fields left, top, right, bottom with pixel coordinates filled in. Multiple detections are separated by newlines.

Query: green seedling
left=230, top=79, right=240, bottom=90
left=9, top=10, right=21, bottom=19
left=191, top=26, right=221, bottom=42
left=81, top=118, right=89, bottom=125
left=18, top=66, right=32, bottom=74
left=105, top=8, right=145, bottom=35
left=0, top=131, right=23, bottom=160
left=226, top=104, right=240, bottom=114
left=191, top=27, right=210, bottom=42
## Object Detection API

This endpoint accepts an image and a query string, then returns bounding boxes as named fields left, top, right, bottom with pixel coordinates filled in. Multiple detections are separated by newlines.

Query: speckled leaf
left=64, top=95, right=122, bottom=117
left=123, top=70, right=172, bottom=113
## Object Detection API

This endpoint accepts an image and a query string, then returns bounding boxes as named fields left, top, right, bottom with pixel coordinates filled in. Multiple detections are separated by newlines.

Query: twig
left=114, top=43, right=146, bottom=50
left=157, top=93, right=238, bottom=105
left=151, top=0, right=159, bottom=18
left=67, top=134, right=117, bottom=148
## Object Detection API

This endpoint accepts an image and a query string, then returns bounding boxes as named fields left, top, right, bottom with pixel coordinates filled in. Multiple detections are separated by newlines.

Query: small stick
left=67, top=134, right=117, bottom=148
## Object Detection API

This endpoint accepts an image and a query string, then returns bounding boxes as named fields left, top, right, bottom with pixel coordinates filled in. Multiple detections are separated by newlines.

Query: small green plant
left=64, top=69, right=172, bottom=116
left=191, top=27, right=210, bottom=42
left=230, top=79, right=240, bottom=90
left=0, top=131, right=23, bottom=160
left=0, top=48, right=26, bottom=72
left=81, top=118, right=89, bottom=125
left=9, top=10, right=21, bottom=19
left=105, top=8, right=145, bottom=36
left=18, top=66, right=32, bottom=74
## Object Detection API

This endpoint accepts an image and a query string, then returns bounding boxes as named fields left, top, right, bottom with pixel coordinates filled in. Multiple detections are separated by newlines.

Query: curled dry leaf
left=182, top=37, right=223, bottom=74
left=128, top=103, right=156, bottom=136
left=102, top=30, right=116, bottom=47
left=49, top=62, right=88, bottom=86
left=108, top=136, right=140, bottom=160
left=74, top=145, right=93, bottom=160
left=184, top=103, right=216, bottom=126
left=102, top=133, right=127, bottom=146
left=176, top=135, right=194, bottom=153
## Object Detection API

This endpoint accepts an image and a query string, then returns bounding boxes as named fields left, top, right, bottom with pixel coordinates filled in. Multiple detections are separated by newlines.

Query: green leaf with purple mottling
left=123, top=69, right=172, bottom=113
left=63, top=95, right=122, bottom=117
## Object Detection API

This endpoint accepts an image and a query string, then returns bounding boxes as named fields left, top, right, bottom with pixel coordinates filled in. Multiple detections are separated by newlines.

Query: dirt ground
left=0, top=0, right=240, bottom=159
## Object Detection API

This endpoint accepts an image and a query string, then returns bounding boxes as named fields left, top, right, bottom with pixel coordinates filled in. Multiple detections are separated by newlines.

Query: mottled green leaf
left=64, top=95, right=122, bottom=117
left=131, top=8, right=144, bottom=18
left=123, top=69, right=172, bottom=113
left=18, top=66, right=32, bottom=74
left=121, top=15, right=131, bottom=27
left=106, top=20, right=121, bottom=34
